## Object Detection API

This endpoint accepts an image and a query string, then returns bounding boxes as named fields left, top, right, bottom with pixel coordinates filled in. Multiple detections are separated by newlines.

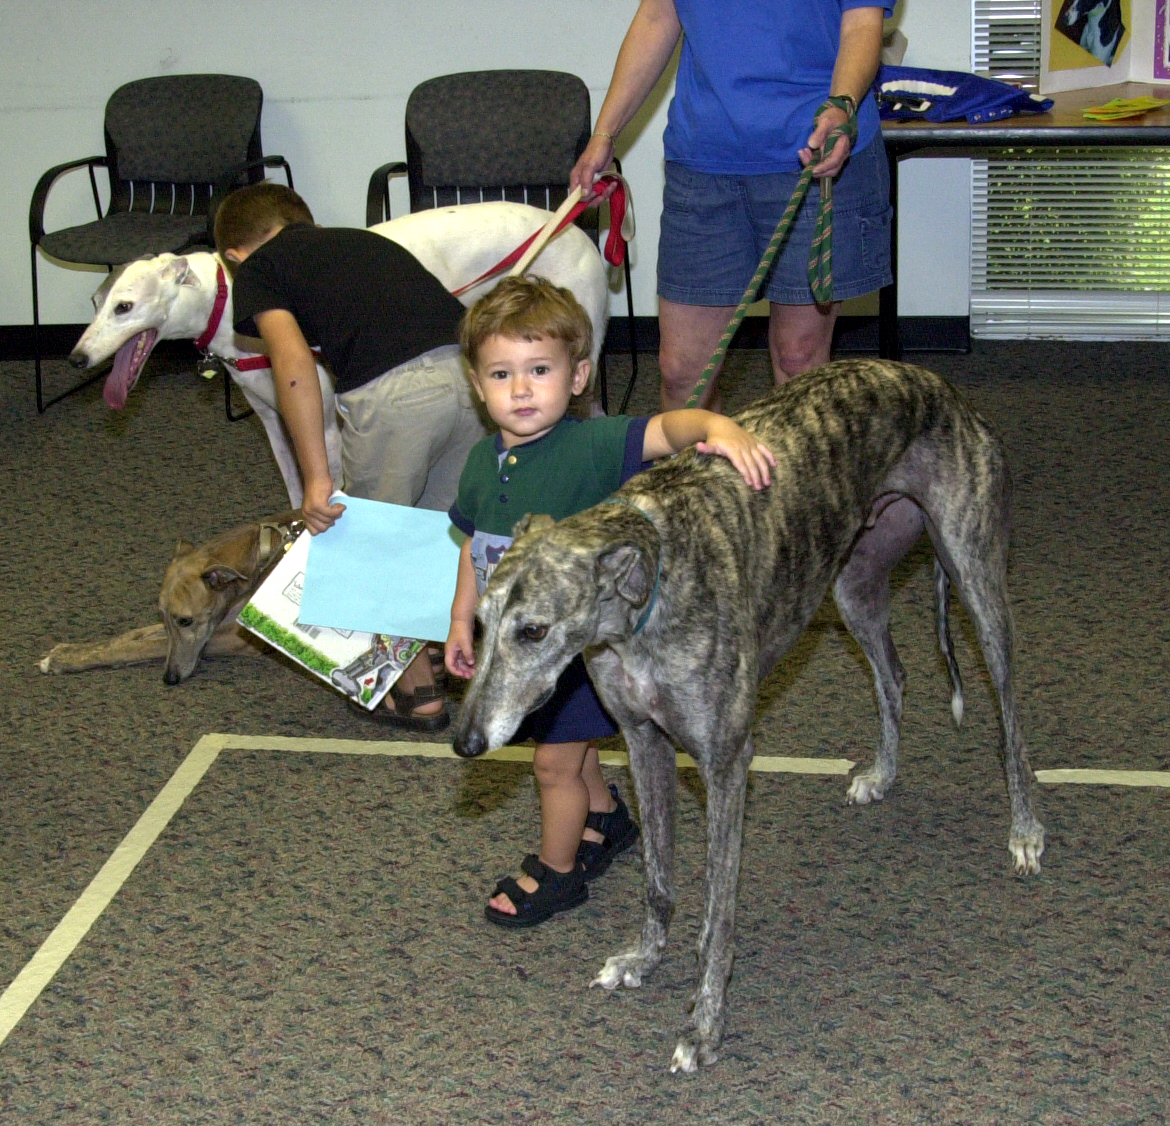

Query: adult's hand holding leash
left=800, top=94, right=859, bottom=178
left=570, top=131, right=618, bottom=195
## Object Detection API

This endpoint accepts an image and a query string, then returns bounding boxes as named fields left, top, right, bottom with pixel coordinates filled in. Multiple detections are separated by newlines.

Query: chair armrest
left=29, top=156, right=108, bottom=244
left=366, top=162, right=408, bottom=227
left=219, top=154, right=294, bottom=191
left=206, top=156, right=295, bottom=246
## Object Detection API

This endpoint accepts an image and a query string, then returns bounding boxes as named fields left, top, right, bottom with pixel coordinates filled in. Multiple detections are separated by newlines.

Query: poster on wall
left=1053, top=0, right=1127, bottom=67
left=1041, top=0, right=1160, bottom=91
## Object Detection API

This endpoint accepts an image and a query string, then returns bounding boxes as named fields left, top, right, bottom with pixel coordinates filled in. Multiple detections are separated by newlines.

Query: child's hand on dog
left=446, top=620, right=476, bottom=679
left=695, top=418, right=776, bottom=491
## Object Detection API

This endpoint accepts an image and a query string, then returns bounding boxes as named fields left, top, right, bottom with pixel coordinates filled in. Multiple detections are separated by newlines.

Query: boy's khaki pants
left=335, top=344, right=486, bottom=512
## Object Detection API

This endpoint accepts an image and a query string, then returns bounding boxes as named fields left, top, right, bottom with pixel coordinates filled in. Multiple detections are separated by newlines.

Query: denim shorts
left=658, top=137, right=893, bottom=306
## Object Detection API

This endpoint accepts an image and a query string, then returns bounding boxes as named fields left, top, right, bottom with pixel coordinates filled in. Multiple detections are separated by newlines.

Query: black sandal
left=577, top=783, right=639, bottom=882
left=349, top=682, right=450, bottom=732
left=484, top=854, right=588, bottom=928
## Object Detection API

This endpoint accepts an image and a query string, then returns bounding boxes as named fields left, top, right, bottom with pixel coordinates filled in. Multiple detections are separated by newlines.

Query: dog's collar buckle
left=281, top=519, right=305, bottom=549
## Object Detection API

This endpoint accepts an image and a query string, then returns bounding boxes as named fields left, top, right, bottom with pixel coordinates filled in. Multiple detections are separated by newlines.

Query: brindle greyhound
left=452, top=359, right=1045, bottom=1072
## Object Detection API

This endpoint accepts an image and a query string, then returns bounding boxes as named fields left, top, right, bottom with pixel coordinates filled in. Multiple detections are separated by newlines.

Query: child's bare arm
left=256, top=309, right=345, bottom=533
left=446, top=539, right=479, bottom=679
left=642, top=409, right=776, bottom=490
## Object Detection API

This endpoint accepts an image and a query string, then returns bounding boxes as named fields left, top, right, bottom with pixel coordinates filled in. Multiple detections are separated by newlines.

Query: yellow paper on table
left=1083, top=98, right=1170, bottom=121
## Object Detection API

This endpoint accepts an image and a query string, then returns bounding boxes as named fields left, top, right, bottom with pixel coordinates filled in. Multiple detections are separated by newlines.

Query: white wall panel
left=2, top=0, right=961, bottom=326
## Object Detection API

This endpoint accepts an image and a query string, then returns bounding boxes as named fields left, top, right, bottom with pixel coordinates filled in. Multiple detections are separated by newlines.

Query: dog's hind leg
left=837, top=497, right=925, bottom=806
left=592, top=721, right=677, bottom=993
left=670, top=740, right=753, bottom=1073
left=935, top=537, right=1045, bottom=875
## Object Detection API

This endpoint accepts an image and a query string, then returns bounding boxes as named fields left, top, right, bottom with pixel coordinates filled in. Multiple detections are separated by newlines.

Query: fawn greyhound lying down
left=453, top=359, right=1045, bottom=1072
left=40, top=513, right=301, bottom=684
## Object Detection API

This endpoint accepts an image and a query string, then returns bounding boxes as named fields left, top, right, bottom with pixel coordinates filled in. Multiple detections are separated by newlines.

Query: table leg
left=878, top=144, right=902, bottom=360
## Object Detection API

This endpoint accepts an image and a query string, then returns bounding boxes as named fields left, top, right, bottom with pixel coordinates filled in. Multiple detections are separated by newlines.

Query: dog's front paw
left=669, top=1030, right=718, bottom=1073
left=591, top=947, right=654, bottom=990
left=39, top=646, right=68, bottom=674
left=1009, top=828, right=1045, bottom=876
left=846, top=769, right=890, bottom=805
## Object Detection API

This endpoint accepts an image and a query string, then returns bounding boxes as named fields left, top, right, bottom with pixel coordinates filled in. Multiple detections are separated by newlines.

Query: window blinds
left=969, top=1, right=1170, bottom=339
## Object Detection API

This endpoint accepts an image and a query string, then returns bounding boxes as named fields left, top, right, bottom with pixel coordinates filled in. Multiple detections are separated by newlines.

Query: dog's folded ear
left=161, top=256, right=194, bottom=287
left=597, top=543, right=653, bottom=607
left=512, top=513, right=556, bottom=540
left=201, top=565, right=247, bottom=592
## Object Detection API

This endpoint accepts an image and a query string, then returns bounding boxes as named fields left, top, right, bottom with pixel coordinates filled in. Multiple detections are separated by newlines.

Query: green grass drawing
left=238, top=604, right=337, bottom=678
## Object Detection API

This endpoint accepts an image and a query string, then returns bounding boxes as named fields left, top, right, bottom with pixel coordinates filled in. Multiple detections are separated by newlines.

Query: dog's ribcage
left=615, top=360, right=1002, bottom=678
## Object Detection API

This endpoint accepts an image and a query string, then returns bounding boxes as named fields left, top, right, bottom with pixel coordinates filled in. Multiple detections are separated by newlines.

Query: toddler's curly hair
left=459, top=275, right=593, bottom=380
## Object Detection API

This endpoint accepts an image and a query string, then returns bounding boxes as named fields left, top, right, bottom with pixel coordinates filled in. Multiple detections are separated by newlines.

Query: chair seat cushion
left=39, top=211, right=211, bottom=266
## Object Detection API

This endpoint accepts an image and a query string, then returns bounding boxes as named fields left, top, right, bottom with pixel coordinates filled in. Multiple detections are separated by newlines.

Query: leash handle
left=507, top=186, right=584, bottom=278
left=450, top=174, right=628, bottom=297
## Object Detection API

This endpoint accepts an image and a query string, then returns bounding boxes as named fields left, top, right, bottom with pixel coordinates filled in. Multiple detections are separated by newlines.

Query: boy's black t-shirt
left=232, top=224, right=466, bottom=394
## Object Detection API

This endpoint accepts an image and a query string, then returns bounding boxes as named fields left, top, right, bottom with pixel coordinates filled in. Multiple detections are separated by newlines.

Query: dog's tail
left=934, top=558, right=964, bottom=727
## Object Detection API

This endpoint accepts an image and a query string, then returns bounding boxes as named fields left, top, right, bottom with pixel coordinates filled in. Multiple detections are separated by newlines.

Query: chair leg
left=31, top=244, right=106, bottom=412
left=619, top=255, right=639, bottom=415
left=31, top=244, right=44, bottom=413
left=223, top=366, right=254, bottom=423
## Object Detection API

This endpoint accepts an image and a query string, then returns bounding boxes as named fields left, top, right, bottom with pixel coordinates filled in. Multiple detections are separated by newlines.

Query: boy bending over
left=446, top=276, right=774, bottom=927
left=216, top=183, right=486, bottom=731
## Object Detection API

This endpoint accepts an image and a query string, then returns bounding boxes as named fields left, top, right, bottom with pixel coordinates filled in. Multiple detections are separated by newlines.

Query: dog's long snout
left=452, top=729, right=488, bottom=758
left=68, top=350, right=90, bottom=370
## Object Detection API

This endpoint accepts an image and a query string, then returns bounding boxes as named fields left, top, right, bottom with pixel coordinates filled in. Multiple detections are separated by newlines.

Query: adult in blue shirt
left=572, top=0, right=895, bottom=410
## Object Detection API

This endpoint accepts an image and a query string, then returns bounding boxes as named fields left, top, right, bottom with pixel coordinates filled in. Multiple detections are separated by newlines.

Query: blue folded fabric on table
left=876, top=65, right=1053, bottom=125
left=299, top=495, right=463, bottom=643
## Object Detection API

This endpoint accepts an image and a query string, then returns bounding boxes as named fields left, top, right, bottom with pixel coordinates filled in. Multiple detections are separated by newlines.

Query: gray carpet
left=1, top=342, right=1168, bottom=1124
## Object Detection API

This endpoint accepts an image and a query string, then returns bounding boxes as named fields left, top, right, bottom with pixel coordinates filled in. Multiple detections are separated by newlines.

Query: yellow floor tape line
left=0, top=734, right=853, bottom=1047
left=1035, top=768, right=1170, bottom=788
left=4, top=734, right=1164, bottom=1047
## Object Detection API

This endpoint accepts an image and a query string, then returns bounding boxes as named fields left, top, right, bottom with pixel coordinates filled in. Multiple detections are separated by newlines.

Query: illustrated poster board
left=1041, top=0, right=1160, bottom=93
left=237, top=531, right=424, bottom=710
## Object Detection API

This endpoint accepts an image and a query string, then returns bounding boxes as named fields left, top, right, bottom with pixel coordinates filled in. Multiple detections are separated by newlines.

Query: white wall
left=2, top=0, right=970, bottom=327
left=894, top=0, right=972, bottom=316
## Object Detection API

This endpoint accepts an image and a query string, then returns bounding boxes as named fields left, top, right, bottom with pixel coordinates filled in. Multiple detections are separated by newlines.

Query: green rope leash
left=684, top=96, right=858, bottom=409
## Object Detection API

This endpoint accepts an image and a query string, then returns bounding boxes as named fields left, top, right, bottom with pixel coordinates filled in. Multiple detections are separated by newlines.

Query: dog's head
left=159, top=518, right=290, bottom=685
left=452, top=505, right=660, bottom=757
left=70, top=253, right=207, bottom=409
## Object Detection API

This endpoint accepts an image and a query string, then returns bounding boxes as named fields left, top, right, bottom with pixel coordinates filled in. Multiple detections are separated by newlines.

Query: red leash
left=450, top=174, right=629, bottom=298
left=203, top=176, right=630, bottom=371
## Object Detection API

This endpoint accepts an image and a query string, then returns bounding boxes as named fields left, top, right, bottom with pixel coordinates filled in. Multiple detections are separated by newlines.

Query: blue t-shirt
left=664, top=0, right=894, bottom=174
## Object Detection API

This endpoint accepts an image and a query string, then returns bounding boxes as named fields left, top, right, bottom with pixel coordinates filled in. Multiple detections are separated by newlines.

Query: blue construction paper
left=299, top=495, right=463, bottom=642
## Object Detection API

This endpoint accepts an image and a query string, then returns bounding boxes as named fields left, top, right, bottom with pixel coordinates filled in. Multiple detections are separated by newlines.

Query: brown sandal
left=349, top=681, right=450, bottom=732
left=426, top=645, right=449, bottom=688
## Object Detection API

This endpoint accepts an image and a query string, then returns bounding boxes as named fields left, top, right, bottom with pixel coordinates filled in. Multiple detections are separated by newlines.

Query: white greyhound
left=69, top=202, right=611, bottom=507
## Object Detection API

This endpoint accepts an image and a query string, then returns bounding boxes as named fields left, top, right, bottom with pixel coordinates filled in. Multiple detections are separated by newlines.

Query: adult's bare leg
left=658, top=299, right=737, bottom=411
left=767, top=300, right=840, bottom=385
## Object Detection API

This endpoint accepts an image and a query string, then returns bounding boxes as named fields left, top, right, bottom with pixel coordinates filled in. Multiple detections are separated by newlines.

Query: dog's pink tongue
left=103, top=328, right=159, bottom=409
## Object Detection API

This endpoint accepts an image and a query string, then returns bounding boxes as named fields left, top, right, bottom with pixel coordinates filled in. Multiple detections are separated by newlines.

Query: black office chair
left=29, top=73, right=292, bottom=414
left=365, top=69, right=638, bottom=413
